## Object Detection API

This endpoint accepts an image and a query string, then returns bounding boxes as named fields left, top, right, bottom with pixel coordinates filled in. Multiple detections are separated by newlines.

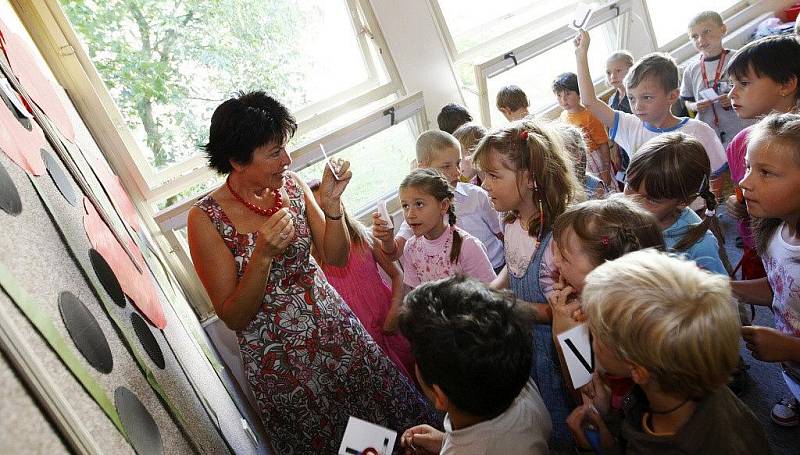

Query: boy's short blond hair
left=416, top=130, right=460, bottom=164
left=582, top=250, right=739, bottom=398
left=689, top=10, right=724, bottom=28
left=624, top=52, right=679, bottom=92
left=496, top=85, right=530, bottom=111
left=606, top=50, right=634, bottom=68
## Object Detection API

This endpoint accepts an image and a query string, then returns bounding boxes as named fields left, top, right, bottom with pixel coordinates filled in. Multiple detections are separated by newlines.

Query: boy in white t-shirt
left=573, top=29, right=727, bottom=197
left=399, top=276, right=551, bottom=455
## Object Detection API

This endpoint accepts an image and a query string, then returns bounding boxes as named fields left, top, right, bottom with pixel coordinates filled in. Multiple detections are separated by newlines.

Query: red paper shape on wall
left=83, top=197, right=166, bottom=328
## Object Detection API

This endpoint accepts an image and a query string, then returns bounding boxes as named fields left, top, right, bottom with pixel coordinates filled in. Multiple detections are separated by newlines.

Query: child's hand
left=566, top=401, right=615, bottom=450
left=548, top=280, right=583, bottom=335
left=401, top=425, right=444, bottom=455
left=720, top=93, right=732, bottom=109
left=371, top=212, right=396, bottom=244
left=382, top=306, right=400, bottom=334
left=725, top=194, right=748, bottom=220
left=742, top=326, right=800, bottom=363
left=579, top=371, right=612, bottom=415
left=693, top=99, right=713, bottom=113
left=573, top=29, right=591, bottom=55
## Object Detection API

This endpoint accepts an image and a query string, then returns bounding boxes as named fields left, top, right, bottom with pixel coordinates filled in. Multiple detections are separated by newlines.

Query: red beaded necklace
left=226, top=177, right=283, bottom=217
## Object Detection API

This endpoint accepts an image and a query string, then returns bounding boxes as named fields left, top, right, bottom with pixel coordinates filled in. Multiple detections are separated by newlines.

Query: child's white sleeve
left=459, top=236, right=497, bottom=284
left=609, top=111, right=639, bottom=159
left=693, top=122, right=728, bottom=175
left=680, top=64, right=695, bottom=99
left=480, top=190, right=503, bottom=235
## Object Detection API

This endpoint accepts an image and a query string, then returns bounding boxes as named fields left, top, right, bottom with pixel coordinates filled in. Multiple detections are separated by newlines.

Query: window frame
left=428, top=0, right=587, bottom=63
left=56, top=0, right=405, bottom=206
left=472, top=2, right=629, bottom=126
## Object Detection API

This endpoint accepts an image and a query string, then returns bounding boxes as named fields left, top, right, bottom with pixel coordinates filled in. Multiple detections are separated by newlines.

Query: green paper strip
left=0, top=261, right=125, bottom=435
left=26, top=174, right=202, bottom=452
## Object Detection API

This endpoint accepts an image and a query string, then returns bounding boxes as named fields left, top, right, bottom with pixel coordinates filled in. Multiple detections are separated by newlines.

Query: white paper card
left=320, top=143, right=342, bottom=180
left=377, top=199, right=393, bottom=229
left=569, top=3, right=595, bottom=30
left=0, top=78, right=32, bottom=118
left=338, top=416, right=396, bottom=455
left=699, top=88, right=720, bottom=102
left=556, top=323, right=594, bottom=388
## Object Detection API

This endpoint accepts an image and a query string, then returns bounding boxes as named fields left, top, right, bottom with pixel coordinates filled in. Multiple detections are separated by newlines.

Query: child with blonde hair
left=733, top=113, right=800, bottom=427
left=453, top=122, right=487, bottom=185
left=552, top=122, right=606, bottom=199
left=473, top=119, right=583, bottom=448
left=606, top=50, right=635, bottom=185
left=568, top=250, right=769, bottom=453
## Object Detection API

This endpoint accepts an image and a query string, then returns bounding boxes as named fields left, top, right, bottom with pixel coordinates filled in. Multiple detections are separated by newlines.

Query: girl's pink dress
left=323, top=243, right=414, bottom=380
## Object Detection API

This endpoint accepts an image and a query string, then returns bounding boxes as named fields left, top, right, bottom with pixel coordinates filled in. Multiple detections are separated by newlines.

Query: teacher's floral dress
left=196, top=177, right=437, bottom=454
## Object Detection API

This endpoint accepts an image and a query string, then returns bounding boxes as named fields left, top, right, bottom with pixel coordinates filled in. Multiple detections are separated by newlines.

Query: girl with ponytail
left=624, top=132, right=731, bottom=275
left=398, top=168, right=496, bottom=287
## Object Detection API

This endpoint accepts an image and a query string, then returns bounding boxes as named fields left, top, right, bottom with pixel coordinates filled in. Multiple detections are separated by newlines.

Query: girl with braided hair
left=624, top=132, right=732, bottom=275
left=398, top=168, right=496, bottom=288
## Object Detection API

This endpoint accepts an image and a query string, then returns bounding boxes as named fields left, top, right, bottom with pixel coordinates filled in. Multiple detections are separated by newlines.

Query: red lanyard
left=699, top=50, right=727, bottom=127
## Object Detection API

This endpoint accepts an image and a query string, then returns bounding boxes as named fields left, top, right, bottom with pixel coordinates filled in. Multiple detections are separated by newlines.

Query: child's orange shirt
left=560, top=108, right=609, bottom=152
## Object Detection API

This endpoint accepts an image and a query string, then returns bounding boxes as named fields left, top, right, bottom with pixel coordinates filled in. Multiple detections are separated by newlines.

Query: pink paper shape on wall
left=0, top=23, right=76, bottom=142
left=0, top=93, right=46, bottom=175
left=83, top=197, right=166, bottom=328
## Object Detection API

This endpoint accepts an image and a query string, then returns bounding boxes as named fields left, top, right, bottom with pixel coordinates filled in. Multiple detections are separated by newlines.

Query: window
left=644, top=0, right=746, bottom=49
left=296, top=119, right=417, bottom=213
left=485, top=25, right=615, bottom=125
left=60, top=0, right=402, bottom=208
left=430, top=0, right=584, bottom=59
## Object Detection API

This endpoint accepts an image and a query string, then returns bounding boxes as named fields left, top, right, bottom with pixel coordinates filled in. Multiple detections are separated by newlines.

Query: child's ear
left=667, top=88, right=680, bottom=104
left=629, top=363, right=651, bottom=385
left=721, top=24, right=727, bottom=36
left=440, top=198, right=451, bottom=214
left=431, top=384, right=450, bottom=412
left=780, top=75, right=798, bottom=99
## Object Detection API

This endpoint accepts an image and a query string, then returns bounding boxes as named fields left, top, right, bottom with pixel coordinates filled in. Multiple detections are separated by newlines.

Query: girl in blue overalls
left=474, top=119, right=584, bottom=450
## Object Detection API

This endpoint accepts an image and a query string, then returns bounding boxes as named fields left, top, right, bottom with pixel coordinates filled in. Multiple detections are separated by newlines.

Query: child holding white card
left=548, top=196, right=664, bottom=408
left=567, top=250, right=768, bottom=453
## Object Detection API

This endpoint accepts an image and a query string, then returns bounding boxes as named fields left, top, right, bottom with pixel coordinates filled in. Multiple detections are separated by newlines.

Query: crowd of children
left=307, top=9, right=800, bottom=454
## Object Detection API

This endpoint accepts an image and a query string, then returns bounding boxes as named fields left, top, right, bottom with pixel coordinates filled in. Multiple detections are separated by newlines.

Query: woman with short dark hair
left=187, top=91, right=436, bottom=453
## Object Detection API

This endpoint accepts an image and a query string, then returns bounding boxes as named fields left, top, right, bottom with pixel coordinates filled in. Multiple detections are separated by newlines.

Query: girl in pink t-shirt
left=398, top=168, right=496, bottom=288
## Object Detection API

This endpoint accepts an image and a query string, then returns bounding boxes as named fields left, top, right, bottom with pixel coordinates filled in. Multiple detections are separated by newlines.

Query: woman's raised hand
left=255, top=208, right=295, bottom=259
left=318, top=158, right=352, bottom=214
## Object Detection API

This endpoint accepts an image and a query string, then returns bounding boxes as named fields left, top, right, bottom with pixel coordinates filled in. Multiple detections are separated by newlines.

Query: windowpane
left=61, top=0, right=379, bottom=174
left=436, top=0, right=579, bottom=54
left=296, top=119, right=417, bottom=212
left=645, top=0, right=741, bottom=48
left=486, top=25, right=614, bottom=125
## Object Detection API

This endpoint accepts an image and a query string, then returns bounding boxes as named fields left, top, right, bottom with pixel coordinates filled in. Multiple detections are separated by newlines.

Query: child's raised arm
left=574, top=30, right=616, bottom=128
